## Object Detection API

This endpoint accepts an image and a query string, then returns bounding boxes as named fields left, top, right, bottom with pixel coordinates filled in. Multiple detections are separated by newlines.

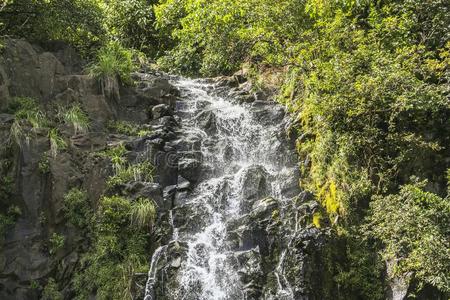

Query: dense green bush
left=73, top=195, right=153, bottom=299
left=107, top=120, right=152, bottom=137
left=366, top=182, right=450, bottom=292
left=107, top=161, right=155, bottom=188
left=42, top=278, right=63, bottom=300
left=102, top=0, right=163, bottom=56
left=63, top=188, right=92, bottom=230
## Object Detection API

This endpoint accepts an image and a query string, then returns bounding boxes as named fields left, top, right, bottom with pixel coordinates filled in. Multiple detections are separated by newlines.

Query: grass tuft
left=130, top=198, right=156, bottom=229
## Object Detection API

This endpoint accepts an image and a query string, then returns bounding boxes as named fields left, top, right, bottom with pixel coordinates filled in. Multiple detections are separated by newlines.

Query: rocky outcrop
left=0, top=39, right=181, bottom=300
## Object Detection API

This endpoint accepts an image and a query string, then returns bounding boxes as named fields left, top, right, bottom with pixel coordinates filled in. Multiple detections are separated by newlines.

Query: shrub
left=48, top=233, right=65, bottom=255
left=29, top=280, right=40, bottom=290
left=6, top=97, right=40, bottom=119
left=99, top=143, right=128, bottom=172
left=0, top=205, right=21, bottom=245
left=9, top=120, right=27, bottom=146
left=63, top=188, right=91, bottom=230
left=1, top=0, right=105, bottom=55
left=73, top=195, right=151, bottom=299
left=0, top=213, right=14, bottom=241
left=42, top=278, right=63, bottom=300
left=130, top=198, right=156, bottom=229
left=102, top=0, right=161, bottom=56
left=7, top=97, right=48, bottom=146
left=365, top=182, right=450, bottom=292
left=38, top=153, right=50, bottom=174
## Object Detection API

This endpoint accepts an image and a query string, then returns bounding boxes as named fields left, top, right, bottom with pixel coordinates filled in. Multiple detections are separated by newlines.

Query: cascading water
left=145, top=78, right=301, bottom=300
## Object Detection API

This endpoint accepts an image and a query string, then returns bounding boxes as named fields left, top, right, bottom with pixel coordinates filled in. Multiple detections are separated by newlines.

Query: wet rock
left=250, top=197, right=278, bottom=220
left=171, top=257, right=182, bottom=268
left=169, top=137, right=201, bottom=152
left=70, top=132, right=107, bottom=151
left=152, top=241, right=189, bottom=300
left=163, top=185, right=177, bottom=205
left=250, top=103, right=285, bottom=126
left=135, top=183, right=165, bottom=210
left=172, top=202, right=209, bottom=234
left=235, top=248, right=264, bottom=299
left=177, top=176, right=191, bottom=191
left=178, top=157, right=201, bottom=183
left=214, top=76, right=240, bottom=88
left=135, top=77, right=178, bottom=108
left=152, top=104, right=173, bottom=119
left=239, top=165, right=269, bottom=212
left=173, top=191, right=189, bottom=207
left=195, top=110, right=217, bottom=134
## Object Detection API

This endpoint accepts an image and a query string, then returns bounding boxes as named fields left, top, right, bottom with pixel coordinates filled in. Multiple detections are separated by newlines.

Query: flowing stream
left=144, top=78, right=300, bottom=300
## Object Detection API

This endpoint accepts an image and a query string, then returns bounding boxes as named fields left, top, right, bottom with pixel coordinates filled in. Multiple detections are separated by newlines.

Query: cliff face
left=0, top=39, right=181, bottom=299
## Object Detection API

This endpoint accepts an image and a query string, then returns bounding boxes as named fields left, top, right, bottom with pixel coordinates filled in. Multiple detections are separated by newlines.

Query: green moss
left=312, top=212, right=322, bottom=228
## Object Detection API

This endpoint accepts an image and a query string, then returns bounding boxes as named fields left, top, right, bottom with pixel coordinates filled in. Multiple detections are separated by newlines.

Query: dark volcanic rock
left=152, top=104, right=173, bottom=119
left=0, top=38, right=182, bottom=300
left=239, top=165, right=269, bottom=212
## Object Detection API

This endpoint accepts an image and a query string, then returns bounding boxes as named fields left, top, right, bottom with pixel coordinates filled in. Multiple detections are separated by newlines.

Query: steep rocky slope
left=0, top=39, right=182, bottom=299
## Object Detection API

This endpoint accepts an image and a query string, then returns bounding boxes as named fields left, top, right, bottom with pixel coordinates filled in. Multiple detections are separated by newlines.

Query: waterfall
left=145, top=78, right=300, bottom=300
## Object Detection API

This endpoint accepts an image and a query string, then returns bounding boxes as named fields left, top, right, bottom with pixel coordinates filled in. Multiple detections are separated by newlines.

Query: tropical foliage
left=1, top=0, right=449, bottom=298
left=366, top=182, right=450, bottom=292
left=73, top=195, right=154, bottom=299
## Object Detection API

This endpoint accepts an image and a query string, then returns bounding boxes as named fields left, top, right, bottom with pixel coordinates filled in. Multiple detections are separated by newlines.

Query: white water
left=145, top=78, right=298, bottom=300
